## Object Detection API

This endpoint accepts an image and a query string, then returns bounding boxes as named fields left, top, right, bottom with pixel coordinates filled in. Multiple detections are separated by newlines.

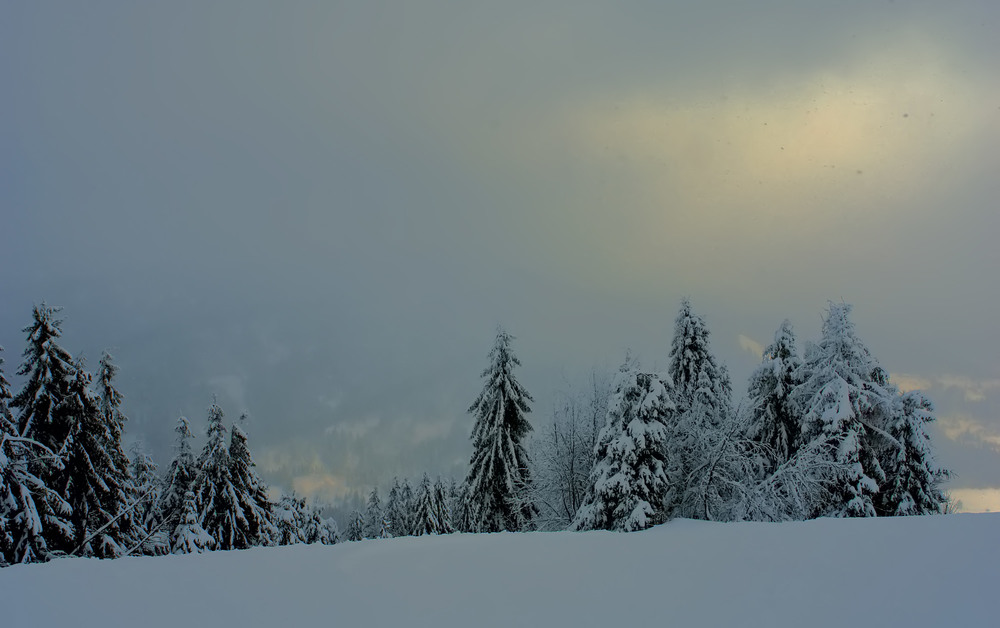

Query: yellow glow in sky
left=564, top=41, right=990, bottom=233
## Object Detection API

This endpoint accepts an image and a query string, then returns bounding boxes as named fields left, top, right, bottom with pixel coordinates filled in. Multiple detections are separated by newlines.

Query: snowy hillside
left=2, top=514, right=995, bottom=628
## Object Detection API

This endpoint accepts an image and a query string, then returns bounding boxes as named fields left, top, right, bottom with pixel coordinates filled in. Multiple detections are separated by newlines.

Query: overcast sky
left=2, top=1, right=998, bottom=509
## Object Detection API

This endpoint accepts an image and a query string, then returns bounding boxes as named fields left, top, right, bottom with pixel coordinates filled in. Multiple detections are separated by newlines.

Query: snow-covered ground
left=2, top=514, right=995, bottom=627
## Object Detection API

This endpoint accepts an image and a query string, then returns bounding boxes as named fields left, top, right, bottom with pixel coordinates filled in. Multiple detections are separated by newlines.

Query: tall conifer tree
left=465, top=327, right=536, bottom=532
left=170, top=491, right=214, bottom=554
left=412, top=473, right=454, bottom=536
left=9, top=306, right=79, bottom=556
left=1, top=346, right=72, bottom=564
left=158, top=416, right=197, bottom=535
left=12, top=305, right=76, bottom=494
left=384, top=478, right=406, bottom=537
left=227, top=420, right=277, bottom=548
left=363, top=487, right=383, bottom=540
left=877, top=391, right=949, bottom=516
left=192, top=402, right=239, bottom=549
left=668, top=298, right=731, bottom=417
left=791, top=303, right=890, bottom=518
left=128, top=443, right=161, bottom=532
left=666, top=300, right=732, bottom=517
left=61, top=360, right=142, bottom=557
left=747, top=320, right=804, bottom=470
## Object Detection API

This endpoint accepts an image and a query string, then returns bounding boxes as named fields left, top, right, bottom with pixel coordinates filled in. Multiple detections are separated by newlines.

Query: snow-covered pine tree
left=128, top=443, right=161, bottom=530
left=571, top=359, right=676, bottom=532
left=411, top=474, right=438, bottom=536
left=345, top=509, right=365, bottom=542
left=666, top=299, right=733, bottom=518
left=667, top=298, right=731, bottom=417
left=400, top=478, right=415, bottom=536
left=158, top=416, right=197, bottom=537
left=384, top=478, right=406, bottom=537
left=449, top=479, right=474, bottom=533
left=227, top=420, right=277, bottom=548
left=192, top=402, right=240, bottom=549
left=274, top=493, right=308, bottom=545
left=128, top=442, right=166, bottom=555
left=412, top=473, right=454, bottom=536
left=746, top=320, right=804, bottom=471
left=465, top=327, right=537, bottom=532
left=301, top=501, right=338, bottom=544
left=1, top=346, right=72, bottom=565
left=790, top=303, right=891, bottom=518
left=170, top=490, right=214, bottom=554
left=876, top=390, right=949, bottom=516
left=363, top=487, right=383, bottom=539
left=12, top=305, right=76, bottom=454
left=59, top=358, right=142, bottom=558
left=94, top=353, right=135, bottom=500
left=433, top=477, right=454, bottom=533
left=11, top=305, right=77, bottom=534
left=444, top=477, right=462, bottom=532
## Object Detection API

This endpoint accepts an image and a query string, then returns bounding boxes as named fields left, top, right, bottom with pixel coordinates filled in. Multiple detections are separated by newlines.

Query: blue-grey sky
left=2, top=1, right=998, bottom=508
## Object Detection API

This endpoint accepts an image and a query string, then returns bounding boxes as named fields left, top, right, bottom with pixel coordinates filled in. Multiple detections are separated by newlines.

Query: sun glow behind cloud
left=561, top=39, right=990, bottom=234
left=437, top=28, right=999, bottom=304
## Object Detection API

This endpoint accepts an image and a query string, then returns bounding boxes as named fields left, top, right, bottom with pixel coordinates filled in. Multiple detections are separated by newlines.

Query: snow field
left=2, top=513, right=994, bottom=628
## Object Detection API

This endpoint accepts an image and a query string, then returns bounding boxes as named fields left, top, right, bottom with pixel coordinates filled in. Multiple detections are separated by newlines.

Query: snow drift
left=1, top=514, right=994, bottom=627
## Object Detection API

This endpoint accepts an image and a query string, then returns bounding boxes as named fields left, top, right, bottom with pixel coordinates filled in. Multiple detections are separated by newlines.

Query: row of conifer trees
left=2, top=298, right=951, bottom=565
left=0, top=304, right=339, bottom=566
left=523, top=300, right=951, bottom=532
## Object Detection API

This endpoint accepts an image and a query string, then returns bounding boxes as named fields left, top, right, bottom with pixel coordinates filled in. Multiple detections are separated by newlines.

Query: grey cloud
left=2, top=1, right=998, bottom=498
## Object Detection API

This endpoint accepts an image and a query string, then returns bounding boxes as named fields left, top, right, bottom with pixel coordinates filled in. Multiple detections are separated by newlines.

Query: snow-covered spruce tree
left=400, top=478, right=416, bottom=535
left=301, top=501, right=338, bottom=544
left=667, top=298, right=732, bottom=418
left=790, top=303, right=892, bottom=518
left=384, top=478, right=408, bottom=537
left=1, top=346, right=72, bottom=565
left=274, top=493, right=308, bottom=545
left=94, top=352, right=135, bottom=502
left=466, top=327, right=537, bottom=532
left=128, top=443, right=161, bottom=531
left=192, top=402, right=241, bottom=550
left=170, top=490, right=214, bottom=554
left=433, top=477, right=454, bottom=533
left=571, top=359, right=676, bottom=532
left=666, top=299, right=733, bottom=518
left=11, top=306, right=77, bottom=490
left=228, top=420, right=277, bottom=547
left=345, top=509, right=365, bottom=542
left=158, top=416, right=197, bottom=538
left=444, top=477, right=460, bottom=531
left=746, top=320, right=804, bottom=472
left=363, top=487, right=383, bottom=539
left=60, top=359, right=142, bottom=558
left=876, top=390, right=949, bottom=516
left=448, top=479, right=473, bottom=533
left=412, top=473, right=454, bottom=536
left=128, top=443, right=167, bottom=556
